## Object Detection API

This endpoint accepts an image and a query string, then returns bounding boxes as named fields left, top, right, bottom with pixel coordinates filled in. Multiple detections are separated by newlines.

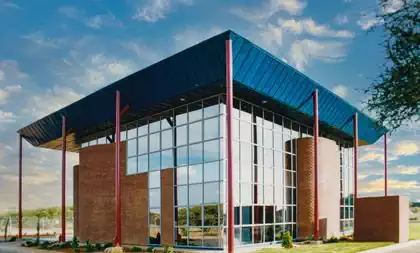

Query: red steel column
left=61, top=116, right=67, bottom=242
left=226, top=39, right=234, bottom=253
left=115, top=90, right=122, bottom=246
left=18, top=135, right=23, bottom=239
left=384, top=133, right=388, bottom=196
left=353, top=113, right=358, bottom=202
left=313, top=90, right=319, bottom=240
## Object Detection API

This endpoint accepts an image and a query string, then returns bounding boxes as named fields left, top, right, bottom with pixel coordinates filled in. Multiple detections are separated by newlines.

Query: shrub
left=130, top=246, right=143, bottom=252
left=104, top=242, right=113, bottom=248
left=72, top=236, right=79, bottom=249
left=281, top=231, right=293, bottom=249
left=85, top=240, right=95, bottom=252
left=40, top=241, right=50, bottom=249
left=95, top=243, right=103, bottom=250
left=146, top=247, right=154, bottom=252
left=163, top=246, right=174, bottom=253
left=8, top=236, right=17, bottom=242
left=325, top=236, right=339, bottom=243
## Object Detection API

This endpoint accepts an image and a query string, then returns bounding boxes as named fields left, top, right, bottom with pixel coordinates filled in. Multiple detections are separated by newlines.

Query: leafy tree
left=365, top=0, right=420, bottom=131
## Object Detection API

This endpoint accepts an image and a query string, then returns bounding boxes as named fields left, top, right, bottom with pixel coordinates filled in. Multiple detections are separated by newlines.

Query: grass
left=410, top=222, right=420, bottom=240
left=255, top=242, right=393, bottom=253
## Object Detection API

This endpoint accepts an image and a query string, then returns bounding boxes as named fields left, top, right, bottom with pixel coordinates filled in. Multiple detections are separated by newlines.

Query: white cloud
left=279, top=18, right=354, bottom=38
left=173, top=27, right=224, bottom=51
left=394, top=141, right=420, bottom=156
left=0, top=69, right=4, bottom=81
left=231, top=0, right=307, bottom=22
left=394, top=165, right=420, bottom=175
left=22, top=32, right=61, bottom=48
left=24, top=86, right=82, bottom=118
left=84, top=13, right=123, bottom=29
left=120, top=41, right=162, bottom=63
left=133, top=0, right=193, bottom=22
left=332, top=84, right=348, bottom=98
left=0, top=110, right=15, bottom=123
left=257, top=23, right=284, bottom=53
left=289, top=39, right=347, bottom=71
left=357, top=12, right=379, bottom=30
left=334, top=14, right=349, bottom=25
left=1, top=170, right=59, bottom=185
left=382, top=0, right=405, bottom=14
left=0, top=89, right=9, bottom=104
left=5, top=84, right=22, bottom=92
left=360, top=178, right=420, bottom=193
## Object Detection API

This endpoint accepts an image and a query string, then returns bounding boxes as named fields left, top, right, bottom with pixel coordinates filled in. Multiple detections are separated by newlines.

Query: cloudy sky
left=0, top=0, right=419, bottom=212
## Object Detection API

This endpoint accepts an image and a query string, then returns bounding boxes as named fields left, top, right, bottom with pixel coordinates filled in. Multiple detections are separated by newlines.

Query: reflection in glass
left=175, top=228, right=188, bottom=245
left=149, top=189, right=161, bottom=208
left=189, top=184, right=202, bottom=205
left=242, top=207, right=252, bottom=225
left=138, top=136, right=148, bottom=154
left=254, top=206, right=264, bottom=224
left=189, top=121, right=202, bottom=143
left=127, top=127, right=137, bottom=139
left=149, top=208, right=161, bottom=225
left=161, top=150, right=173, bottom=169
left=149, top=152, right=161, bottom=171
left=138, top=154, right=148, bottom=173
left=189, top=144, right=203, bottom=164
left=203, top=205, right=218, bottom=226
left=275, top=225, right=285, bottom=241
left=204, top=161, right=219, bottom=182
left=127, top=157, right=137, bottom=175
left=176, top=207, right=187, bottom=226
left=203, top=227, right=219, bottom=247
left=204, top=140, right=219, bottom=162
left=204, top=118, right=219, bottom=140
left=253, top=226, right=263, bottom=244
left=176, top=126, right=187, bottom=146
left=149, top=133, right=160, bottom=152
left=161, top=130, right=173, bottom=149
left=189, top=164, right=203, bottom=184
left=176, top=186, right=188, bottom=206
left=149, top=120, right=160, bottom=133
left=127, top=139, right=137, bottom=157
left=189, top=206, right=202, bottom=226
left=188, top=227, right=203, bottom=246
left=176, top=166, right=188, bottom=185
left=275, top=206, right=285, bottom=223
left=265, top=226, right=274, bottom=242
left=177, top=146, right=188, bottom=166
left=149, top=226, right=161, bottom=245
left=204, top=182, right=219, bottom=204
left=149, top=171, right=160, bottom=188
left=138, top=122, right=148, bottom=136
left=241, top=227, right=252, bottom=244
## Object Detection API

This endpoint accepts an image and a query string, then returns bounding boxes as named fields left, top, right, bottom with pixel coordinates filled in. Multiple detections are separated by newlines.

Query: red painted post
left=61, top=115, right=67, bottom=242
left=353, top=113, right=358, bottom=202
left=18, top=135, right=23, bottom=239
left=115, top=90, right=122, bottom=246
left=384, top=133, right=388, bottom=196
left=313, top=90, right=319, bottom=240
left=226, top=39, right=234, bottom=253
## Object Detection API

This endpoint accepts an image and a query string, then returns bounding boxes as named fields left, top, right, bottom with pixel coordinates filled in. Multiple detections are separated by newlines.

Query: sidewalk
left=361, top=240, right=420, bottom=253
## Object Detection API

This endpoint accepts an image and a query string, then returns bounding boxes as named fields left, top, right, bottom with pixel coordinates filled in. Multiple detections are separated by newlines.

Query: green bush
left=281, top=231, right=293, bottom=249
left=325, top=236, right=339, bottom=243
left=95, top=243, right=103, bottom=250
left=85, top=240, right=95, bottom=252
left=146, top=247, right=154, bottom=252
left=40, top=241, right=50, bottom=249
left=163, top=246, right=174, bottom=253
left=104, top=242, right=113, bottom=248
left=71, top=236, right=79, bottom=249
left=8, top=236, right=17, bottom=242
left=130, top=246, right=143, bottom=252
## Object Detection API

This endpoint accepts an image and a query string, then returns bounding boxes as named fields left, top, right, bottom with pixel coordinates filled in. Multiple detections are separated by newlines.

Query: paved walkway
left=361, top=240, right=420, bottom=253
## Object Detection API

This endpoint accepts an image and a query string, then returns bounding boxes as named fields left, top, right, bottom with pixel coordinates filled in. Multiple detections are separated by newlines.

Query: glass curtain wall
left=339, top=143, right=354, bottom=234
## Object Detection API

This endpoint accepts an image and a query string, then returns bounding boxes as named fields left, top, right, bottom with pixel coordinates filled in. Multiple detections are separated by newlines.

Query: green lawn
left=410, top=222, right=420, bottom=240
left=256, top=242, right=392, bottom=253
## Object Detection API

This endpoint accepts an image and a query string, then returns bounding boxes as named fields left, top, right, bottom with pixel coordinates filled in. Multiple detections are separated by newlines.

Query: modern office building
left=17, top=30, right=387, bottom=250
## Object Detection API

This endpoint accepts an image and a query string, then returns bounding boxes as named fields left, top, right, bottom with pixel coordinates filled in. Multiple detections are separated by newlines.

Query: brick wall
left=296, top=137, right=340, bottom=239
left=354, top=196, right=409, bottom=242
left=161, top=168, right=174, bottom=245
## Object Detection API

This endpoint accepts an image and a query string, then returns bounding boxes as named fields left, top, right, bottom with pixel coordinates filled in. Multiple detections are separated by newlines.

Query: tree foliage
left=365, top=0, right=420, bottom=131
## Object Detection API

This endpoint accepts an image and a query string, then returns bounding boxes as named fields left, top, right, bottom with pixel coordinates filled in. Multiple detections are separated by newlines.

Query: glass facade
left=80, top=94, right=355, bottom=248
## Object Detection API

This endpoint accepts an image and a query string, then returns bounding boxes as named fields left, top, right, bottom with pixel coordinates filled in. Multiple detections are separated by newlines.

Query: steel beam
left=384, top=133, right=388, bottom=196
left=353, top=113, right=358, bottom=202
left=61, top=116, right=67, bottom=242
left=115, top=90, right=122, bottom=246
left=226, top=39, right=234, bottom=253
left=18, top=135, right=23, bottom=239
left=313, top=89, right=319, bottom=240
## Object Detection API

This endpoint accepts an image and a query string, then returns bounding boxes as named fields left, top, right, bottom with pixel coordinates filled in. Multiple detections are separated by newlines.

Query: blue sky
left=0, top=0, right=419, bottom=212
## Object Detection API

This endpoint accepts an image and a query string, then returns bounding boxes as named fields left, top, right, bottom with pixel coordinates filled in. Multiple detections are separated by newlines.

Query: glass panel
left=138, top=121, right=148, bottom=136
left=138, top=154, right=148, bottom=173
left=265, top=225, right=274, bottom=242
left=149, top=226, right=161, bottom=245
left=149, top=133, right=160, bottom=152
left=138, top=136, right=148, bottom=155
left=149, top=120, right=160, bottom=133
left=264, top=149, right=273, bottom=168
left=149, top=171, right=160, bottom=188
left=203, top=227, right=219, bottom=247
left=254, top=206, right=264, bottom=224
left=234, top=207, right=240, bottom=225
left=161, top=130, right=173, bottom=149
left=204, top=118, right=219, bottom=140
left=204, top=182, right=219, bottom=204
left=149, top=208, right=161, bottom=225
left=177, top=146, right=188, bottom=166
left=127, top=157, right=137, bottom=175
left=242, top=206, right=252, bottom=225
left=176, top=186, right=188, bottom=206
left=175, top=228, right=188, bottom=245
left=265, top=206, right=274, bottom=224
left=127, top=127, right=137, bottom=139
left=253, top=226, right=263, bottom=244
left=188, top=227, right=203, bottom=246
left=241, top=183, right=252, bottom=205
left=241, top=227, right=252, bottom=244
left=264, top=129, right=273, bottom=148
left=204, top=161, right=219, bottom=182
left=274, top=132, right=283, bottom=151
left=240, top=101, right=252, bottom=122
left=176, top=126, right=187, bottom=146
left=189, top=206, right=202, bottom=226
left=275, top=205, right=285, bottom=223
left=176, top=166, right=188, bottom=185
left=203, top=205, right=218, bottom=226
left=189, top=184, right=202, bottom=205
left=189, top=102, right=202, bottom=122
left=98, top=137, right=106, bottom=144
left=275, top=225, right=285, bottom=241
left=240, top=121, right=252, bottom=143
left=161, top=149, right=173, bottom=169
left=265, top=185, right=273, bottom=205
left=189, top=121, right=202, bottom=143
left=203, top=97, right=219, bottom=118
left=189, top=164, right=203, bottom=184
left=189, top=143, right=203, bottom=164
left=175, top=106, right=188, bottom=125
left=161, top=111, right=173, bottom=130
left=149, top=152, right=161, bottom=171
left=204, top=140, right=219, bottom=162
left=127, top=139, right=137, bottom=157
left=176, top=207, right=187, bottom=226
left=149, top=189, right=161, bottom=208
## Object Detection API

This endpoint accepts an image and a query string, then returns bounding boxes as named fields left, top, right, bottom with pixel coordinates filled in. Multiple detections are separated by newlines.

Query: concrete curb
left=360, top=240, right=420, bottom=253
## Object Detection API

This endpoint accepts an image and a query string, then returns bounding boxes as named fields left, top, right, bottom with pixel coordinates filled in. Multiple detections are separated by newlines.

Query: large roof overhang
left=18, top=30, right=387, bottom=152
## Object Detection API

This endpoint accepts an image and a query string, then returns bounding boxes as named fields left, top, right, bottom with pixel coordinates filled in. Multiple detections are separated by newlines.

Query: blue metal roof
left=18, top=30, right=386, bottom=151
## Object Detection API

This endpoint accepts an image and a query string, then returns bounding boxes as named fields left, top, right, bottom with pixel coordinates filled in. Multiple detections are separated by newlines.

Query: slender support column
left=313, top=89, right=319, bottom=240
left=18, top=135, right=23, bottom=239
left=384, top=133, right=388, bottom=196
left=353, top=113, right=358, bottom=202
left=226, top=39, right=234, bottom=253
left=115, top=90, right=122, bottom=246
left=61, top=116, right=67, bottom=242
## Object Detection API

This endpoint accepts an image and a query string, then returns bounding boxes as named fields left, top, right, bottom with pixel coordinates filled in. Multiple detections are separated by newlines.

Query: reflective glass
left=175, top=228, right=188, bottom=245
left=203, top=205, right=218, bottom=226
left=149, top=208, right=161, bottom=225
left=127, top=128, right=137, bottom=139
left=203, top=103, right=219, bottom=118
left=240, top=121, right=252, bottom=143
left=149, top=171, right=160, bottom=188
left=161, top=149, right=173, bottom=169
left=149, top=120, right=160, bottom=133
left=189, top=206, right=202, bottom=226
left=204, top=182, right=219, bottom=204
left=177, top=146, right=188, bottom=166
left=253, top=226, right=263, bottom=244
left=204, top=118, right=219, bottom=140
left=203, top=227, right=219, bottom=247
left=189, top=121, right=202, bottom=143
left=138, top=136, right=148, bottom=154
left=176, top=166, right=188, bottom=185
left=138, top=154, right=148, bottom=173
left=161, top=129, right=173, bottom=149
left=176, top=207, right=187, bottom=226
left=189, top=164, right=203, bottom=184
left=127, top=139, right=137, bottom=157
left=149, top=189, right=161, bottom=208
left=176, top=126, right=187, bottom=146
left=149, top=152, right=161, bottom=171
left=138, top=123, right=148, bottom=136
left=149, top=133, right=160, bottom=152
left=204, top=140, right=219, bottom=162
left=265, top=225, right=274, bottom=242
left=189, top=184, right=202, bottom=205
left=175, top=106, right=188, bottom=125
left=242, top=206, right=252, bottom=225
left=127, top=157, right=137, bottom=175
left=241, top=227, right=252, bottom=244
left=188, top=227, right=202, bottom=246
left=149, top=226, right=161, bottom=245
left=176, top=186, right=188, bottom=206
left=204, top=161, right=219, bottom=182
left=189, top=143, right=203, bottom=164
